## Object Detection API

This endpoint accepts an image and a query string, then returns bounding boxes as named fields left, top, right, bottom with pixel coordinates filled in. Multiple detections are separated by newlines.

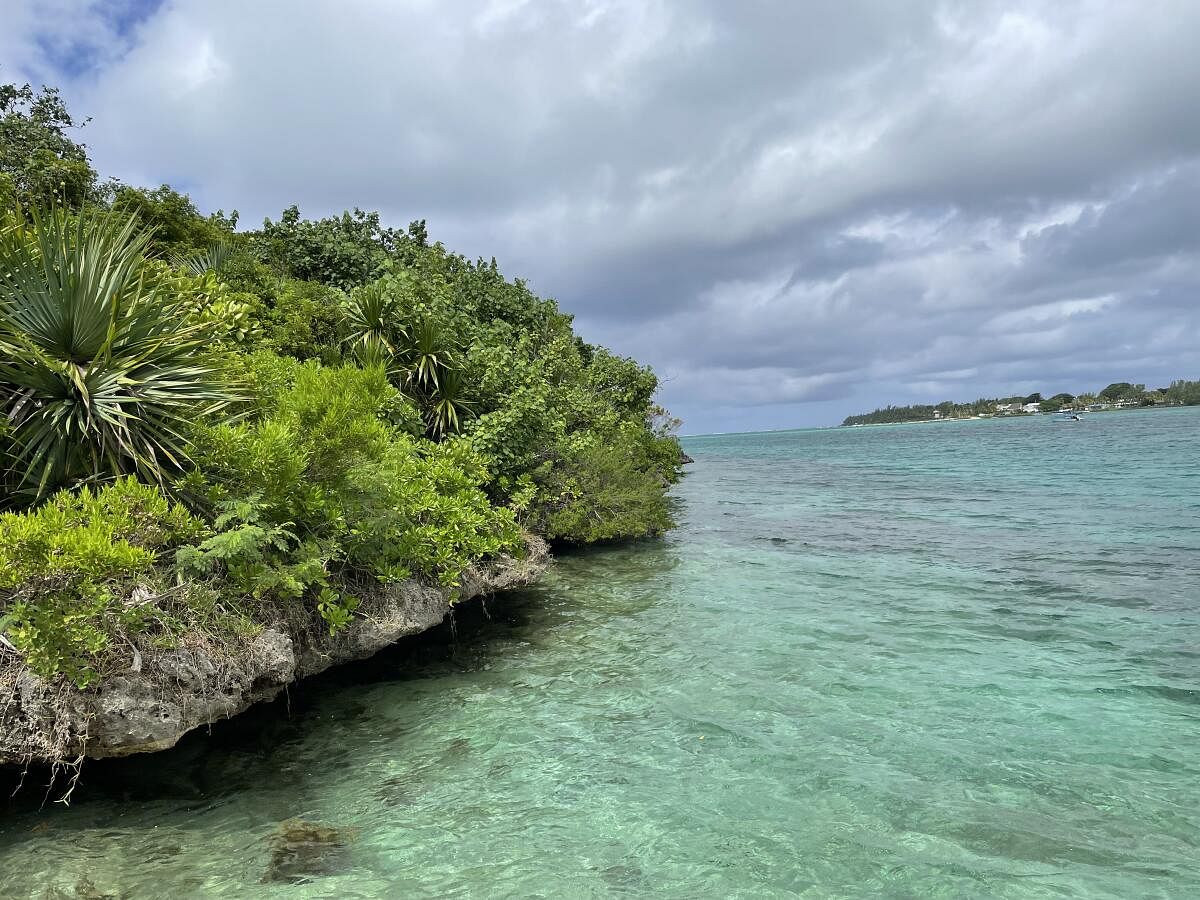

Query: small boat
left=1053, top=410, right=1082, bottom=422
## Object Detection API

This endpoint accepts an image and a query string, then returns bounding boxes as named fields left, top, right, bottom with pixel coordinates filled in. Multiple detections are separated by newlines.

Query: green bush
left=534, top=428, right=675, bottom=543
left=254, top=205, right=399, bottom=291
left=0, top=478, right=206, bottom=686
left=258, top=279, right=347, bottom=364
left=1, top=83, right=99, bottom=211
left=178, top=361, right=521, bottom=629
left=0, top=81, right=689, bottom=701
left=111, top=184, right=236, bottom=257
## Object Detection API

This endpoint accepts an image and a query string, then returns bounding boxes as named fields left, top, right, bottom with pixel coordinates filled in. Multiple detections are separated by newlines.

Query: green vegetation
left=0, top=206, right=237, bottom=502
left=1164, top=379, right=1200, bottom=405
left=1, top=84, right=101, bottom=210
left=841, top=398, right=1000, bottom=425
left=843, top=380, right=1199, bottom=426
left=1040, top=393, right=1075, bottom=413
left=0, top=82, right=683, bottom=688
left=0, top=478, right=206, bottom=687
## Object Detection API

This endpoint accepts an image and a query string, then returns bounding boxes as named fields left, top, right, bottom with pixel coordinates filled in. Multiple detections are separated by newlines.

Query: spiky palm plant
left=343, top=279, right=404, bottom=361
left=170, top=240, right=233, bottom=276
left=425, top=366, right=474, bottom=438
left=0, top=206, right=237, bottom=502
left=401, top=315, right=454, bottom=392
left=339, top=277, right=470, bottom=439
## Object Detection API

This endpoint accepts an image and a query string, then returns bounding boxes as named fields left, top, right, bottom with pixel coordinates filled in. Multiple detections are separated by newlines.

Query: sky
left=4, top=0, right=1199, bottom=433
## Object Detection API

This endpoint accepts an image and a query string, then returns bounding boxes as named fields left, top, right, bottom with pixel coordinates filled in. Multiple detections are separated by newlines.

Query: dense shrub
left=0, top=80, right=685, bottom=691
left=111, top=184, right=237, bottom=256
left=0, top=83, right=99, bottom=211
left=0, top=479, right=206, bottom=686
left=257, top=279, right=347, bottom=364
left=534, top=430, right=675, bottom=543
left=254, top=205, right=399, bottom=291
left=177, top=360, right=521, bottom=629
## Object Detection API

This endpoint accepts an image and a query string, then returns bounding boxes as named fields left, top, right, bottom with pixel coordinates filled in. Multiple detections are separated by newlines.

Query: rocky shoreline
left=0, top=538, right=549, bottom=767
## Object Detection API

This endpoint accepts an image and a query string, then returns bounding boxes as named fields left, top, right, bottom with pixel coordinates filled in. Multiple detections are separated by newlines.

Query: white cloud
left=6, top=0, right=1200, bottom=431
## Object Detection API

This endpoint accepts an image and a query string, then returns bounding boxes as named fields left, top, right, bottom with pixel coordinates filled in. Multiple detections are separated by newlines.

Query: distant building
left=1022, top=402, right=1042, bottom=413
left=995, top=403, right=1017, bottom=413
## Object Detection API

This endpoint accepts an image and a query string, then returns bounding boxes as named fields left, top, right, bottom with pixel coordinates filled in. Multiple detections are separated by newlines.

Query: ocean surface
left=1, top=406, right=1198, bottom=898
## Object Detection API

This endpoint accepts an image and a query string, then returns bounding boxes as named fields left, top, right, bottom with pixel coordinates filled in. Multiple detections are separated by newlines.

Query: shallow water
left=2, top=407, right=1198, bottom=898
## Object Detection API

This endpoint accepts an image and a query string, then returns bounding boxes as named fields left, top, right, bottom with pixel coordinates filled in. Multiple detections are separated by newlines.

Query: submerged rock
left=264, top=818, right=357, bottom=884
left=597, top=863, right=648, bottom=891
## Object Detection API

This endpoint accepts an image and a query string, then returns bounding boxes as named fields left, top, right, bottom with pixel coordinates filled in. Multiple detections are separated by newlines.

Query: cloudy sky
left=5, top=0, right=1199, bottom=432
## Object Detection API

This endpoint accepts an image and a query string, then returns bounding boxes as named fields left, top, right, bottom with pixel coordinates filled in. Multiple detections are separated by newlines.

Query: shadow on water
left=0, top=588, right=542, bottom=816
left=0, top=536, right=682, bottom=818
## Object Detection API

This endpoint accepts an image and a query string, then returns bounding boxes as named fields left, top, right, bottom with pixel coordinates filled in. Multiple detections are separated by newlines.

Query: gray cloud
left=7, top=0, right=1200, bottom=432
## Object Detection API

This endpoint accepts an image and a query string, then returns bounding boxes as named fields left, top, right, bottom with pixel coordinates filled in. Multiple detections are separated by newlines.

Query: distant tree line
left=841, top=380, right=1200, bottom=426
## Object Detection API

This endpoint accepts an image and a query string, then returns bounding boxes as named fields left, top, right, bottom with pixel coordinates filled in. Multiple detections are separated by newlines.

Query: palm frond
left=170, top=241, right=234, bottom=276
left=0, top=206, right=239, bottom=501
left=425, top=367, right=474, bottom=438
left=343, top=280, right=404, bottom=358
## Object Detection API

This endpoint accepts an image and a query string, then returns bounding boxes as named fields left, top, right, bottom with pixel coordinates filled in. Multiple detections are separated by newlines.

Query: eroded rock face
left=83, top=627, right=297, bottom=757
left=0, top=539, right=548, bottom=764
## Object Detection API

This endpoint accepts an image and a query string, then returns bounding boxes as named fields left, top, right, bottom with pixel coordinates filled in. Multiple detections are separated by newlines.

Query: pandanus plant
left=340, top=278, right=476, bottom=438
left=0, top=206, right=237, bottom=503
left=425, top=366, right=474, bottom=438
left=170, top=240, right=233, bottom=276
left=399, top=315, right=454, bottom=392
left=343, top=279, right=403, bottom=359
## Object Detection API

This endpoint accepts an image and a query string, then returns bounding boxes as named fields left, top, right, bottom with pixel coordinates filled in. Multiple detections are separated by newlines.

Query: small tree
left=1099, top=382, right=1135, bottom=401
left=0, top=83, right=99, bottom=210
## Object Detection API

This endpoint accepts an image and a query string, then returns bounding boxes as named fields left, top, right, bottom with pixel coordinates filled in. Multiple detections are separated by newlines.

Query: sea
left=1, top=406, right=1197, bottom=897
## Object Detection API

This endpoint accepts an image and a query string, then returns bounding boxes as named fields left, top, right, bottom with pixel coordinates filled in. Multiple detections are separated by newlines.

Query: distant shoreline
left=842, top=405, right=1184, bottom=428
left=841, top=381, right=1199, bottom=427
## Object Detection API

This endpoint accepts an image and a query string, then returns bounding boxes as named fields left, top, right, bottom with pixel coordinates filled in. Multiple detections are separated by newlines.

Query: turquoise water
left=2, top=407, right=1198, bottom=897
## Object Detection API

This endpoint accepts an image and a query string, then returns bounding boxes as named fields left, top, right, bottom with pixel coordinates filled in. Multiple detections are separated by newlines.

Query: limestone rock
left=0, top=538, right=549, bottom=764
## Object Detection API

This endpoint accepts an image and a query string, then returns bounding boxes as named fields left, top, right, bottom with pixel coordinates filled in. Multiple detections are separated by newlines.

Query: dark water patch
left=1133, top=684, right=1200, bottom=706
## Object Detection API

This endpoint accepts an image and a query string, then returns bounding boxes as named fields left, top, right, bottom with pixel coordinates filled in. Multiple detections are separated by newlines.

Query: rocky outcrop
left=0, top=538, right=548, bottom=765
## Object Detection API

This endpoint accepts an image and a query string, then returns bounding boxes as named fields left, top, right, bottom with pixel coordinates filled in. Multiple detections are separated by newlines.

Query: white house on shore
left=1022, top=401, right=1042, bottom=413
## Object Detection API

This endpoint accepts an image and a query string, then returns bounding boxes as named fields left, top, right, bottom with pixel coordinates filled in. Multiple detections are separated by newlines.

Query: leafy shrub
left=1, top=83, right=99, bottom=211
left=254, top=205, right=399, bottom=291
left=0, top=478, right=206, bottom=686
left=533, top=428, right=675, bottom=543
left=178, top=361, right=520, bottom=629
left=259, top=278, right=347, bottom=364
left=585, top=350, right=659, bottom=418
left=145, top=261, right=261, bottom=346
left=111, top=184, right=236, bottom=257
